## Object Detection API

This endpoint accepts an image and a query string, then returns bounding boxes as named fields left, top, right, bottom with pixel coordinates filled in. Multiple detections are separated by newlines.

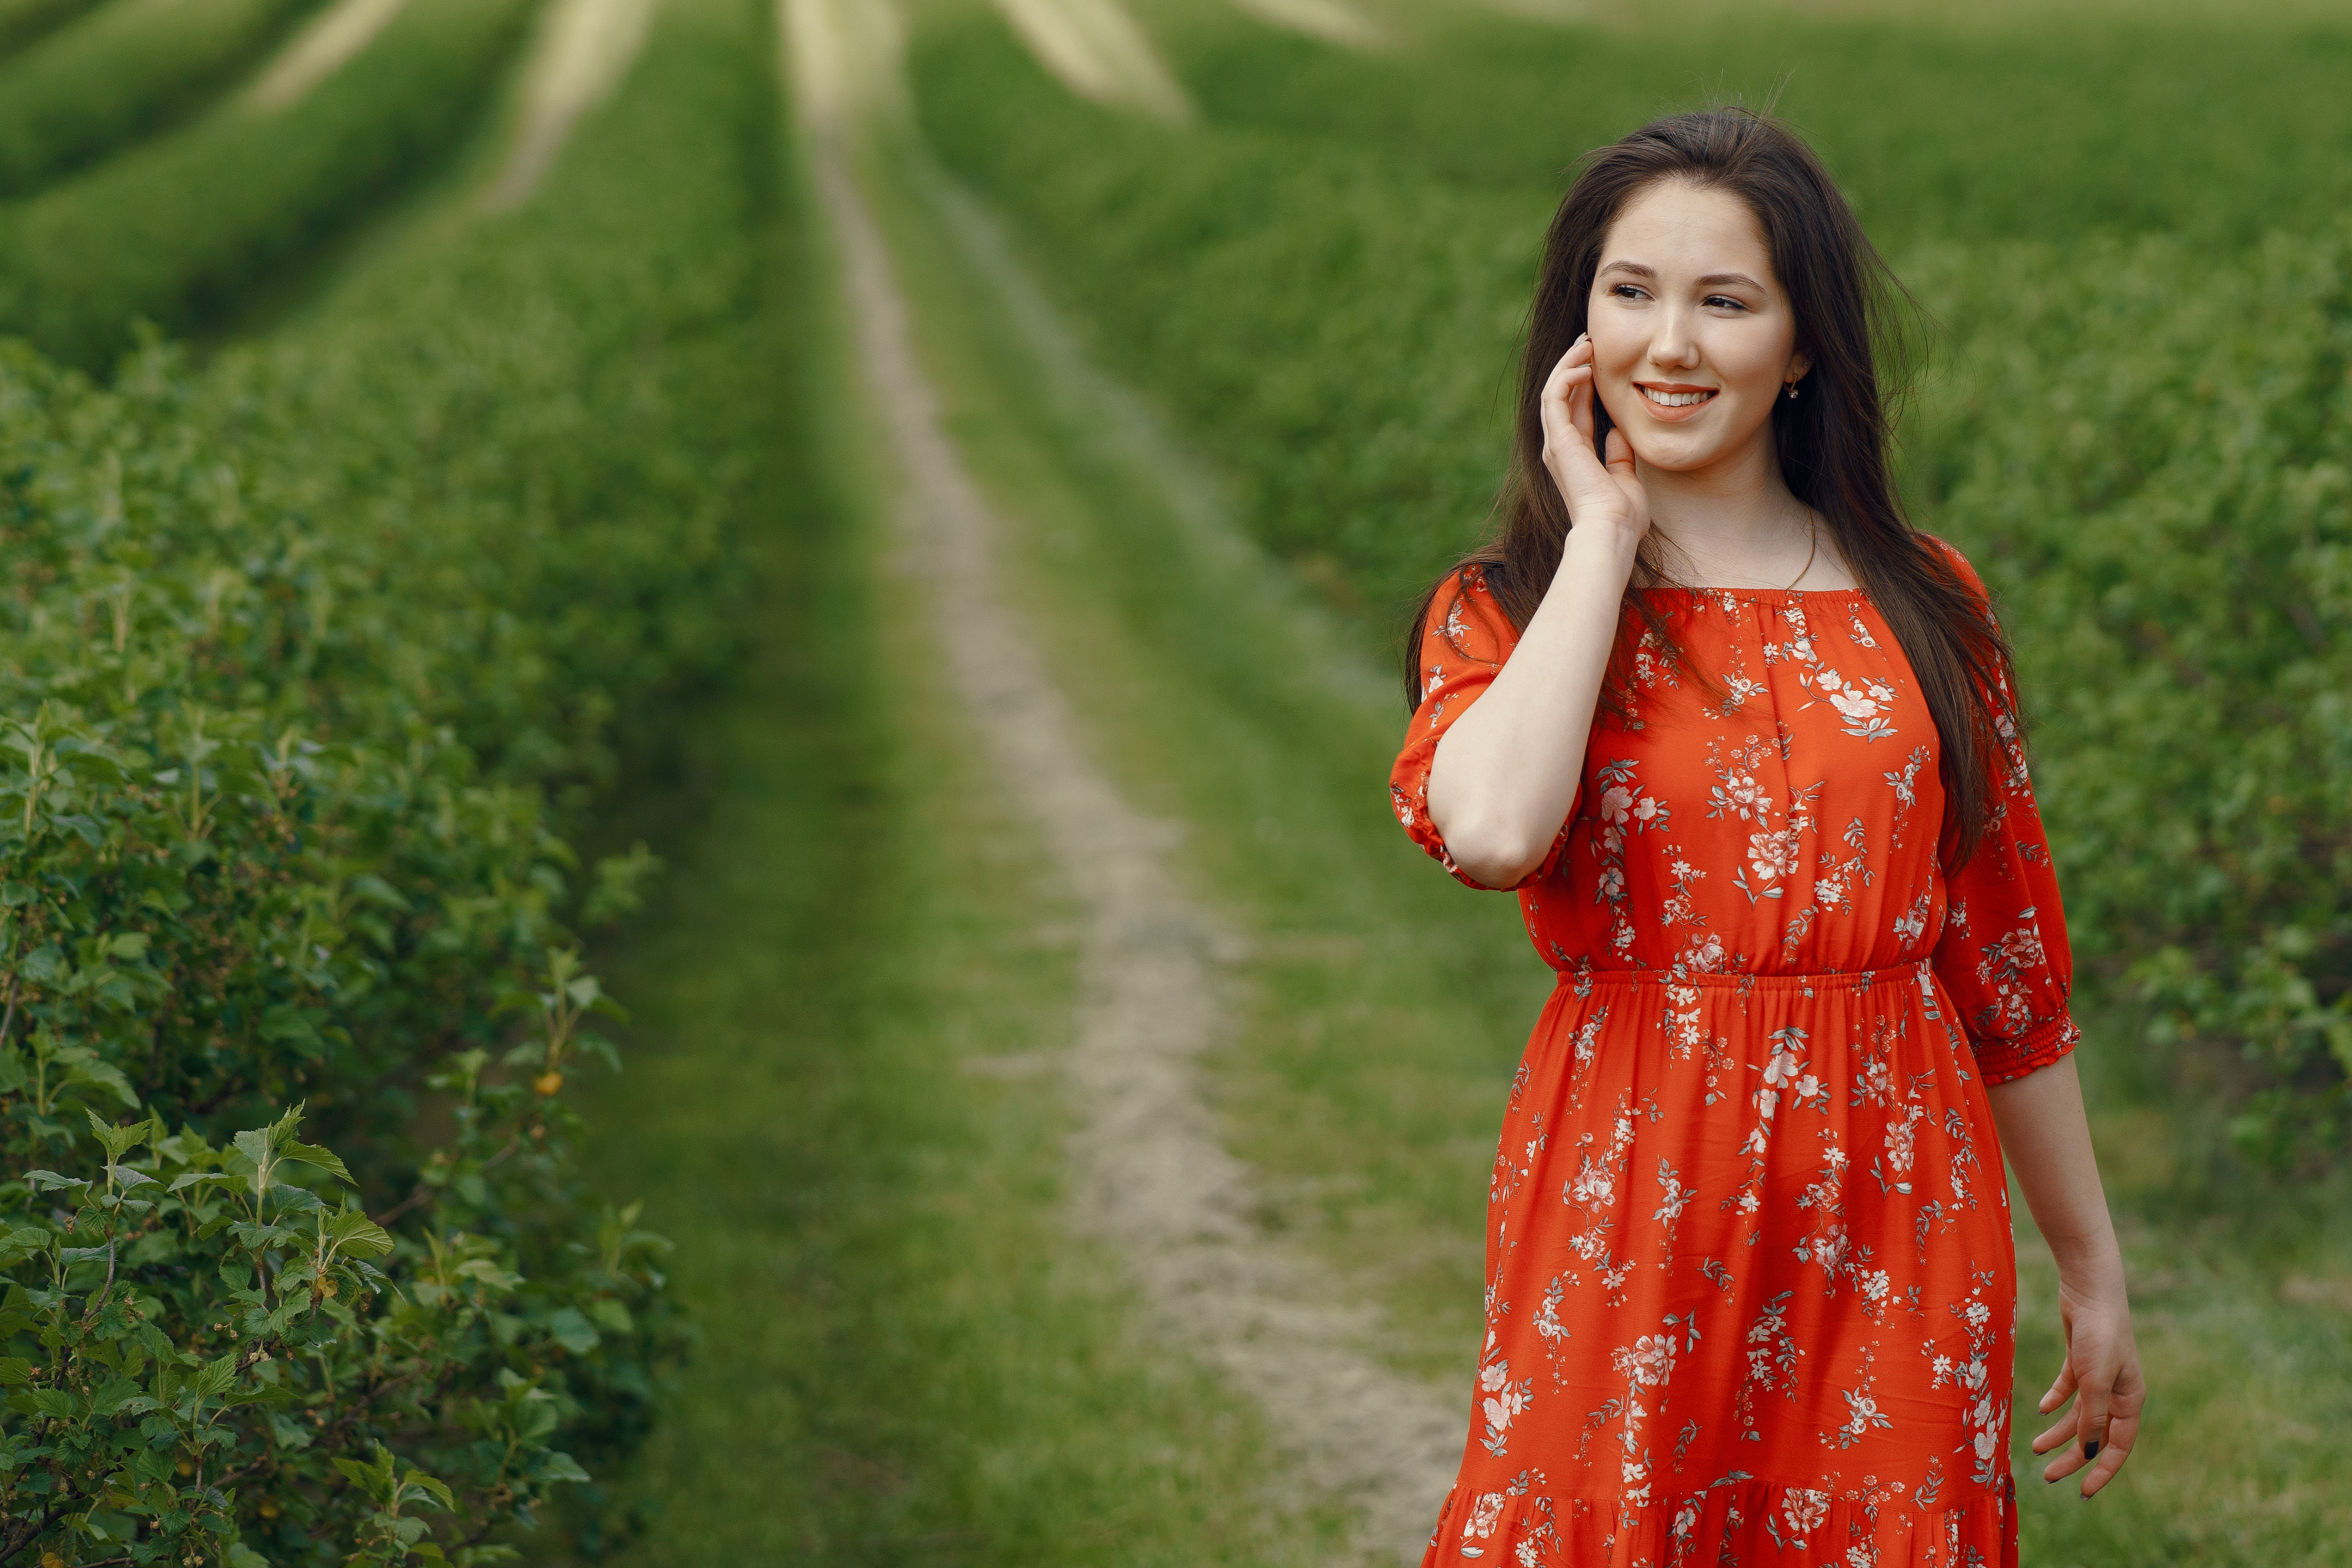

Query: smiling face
left=1586, top=179, right=1809, bottom=483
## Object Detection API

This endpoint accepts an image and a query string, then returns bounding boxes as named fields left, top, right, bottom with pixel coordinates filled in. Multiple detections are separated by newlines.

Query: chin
left=1620, top=429, right=1729, bottom=473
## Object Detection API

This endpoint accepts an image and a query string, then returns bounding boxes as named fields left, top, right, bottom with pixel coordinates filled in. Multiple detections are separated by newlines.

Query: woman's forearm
left=1426, top=525, right=1642, bottom=887
left=1984, top=1054, right=2124, bottom=1290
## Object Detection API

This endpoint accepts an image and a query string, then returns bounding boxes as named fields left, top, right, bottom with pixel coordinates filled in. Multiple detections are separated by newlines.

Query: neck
left=1636, top=434, right=1818, bottom=588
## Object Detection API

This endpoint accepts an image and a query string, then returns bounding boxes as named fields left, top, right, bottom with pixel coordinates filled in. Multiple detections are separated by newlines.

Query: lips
left=1633, top=383, right=1720, bottom=424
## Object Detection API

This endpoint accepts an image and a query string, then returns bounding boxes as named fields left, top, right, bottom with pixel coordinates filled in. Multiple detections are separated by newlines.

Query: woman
left=1391, top=109, right=2146, bottom=1566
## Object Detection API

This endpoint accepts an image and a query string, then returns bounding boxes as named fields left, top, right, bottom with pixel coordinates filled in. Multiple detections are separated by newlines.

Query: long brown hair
left=1404, top=106, right=2017, bottom=866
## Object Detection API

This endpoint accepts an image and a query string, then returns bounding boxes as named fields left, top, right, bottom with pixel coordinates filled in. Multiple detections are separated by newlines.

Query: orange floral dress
left=1391, top=549, right=2076, bottom=1568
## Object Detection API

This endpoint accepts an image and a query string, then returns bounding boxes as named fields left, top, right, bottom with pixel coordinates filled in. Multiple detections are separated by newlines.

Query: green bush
left=0, top=0, right=321, bottom=199
left=0, top=338, right=673, bottom=1565
left=1906, top=229, right=2352, bottom=1163
left=910, top=14, right=2352, bottom=1159
left=0, top=0, right=533, bottom=371
left=0, top=0, right=798, bottom=1551
left=0, top=0, right=102, bottom=57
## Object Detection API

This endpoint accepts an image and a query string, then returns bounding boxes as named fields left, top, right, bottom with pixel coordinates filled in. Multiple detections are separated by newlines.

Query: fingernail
left=2084, top=1441, right=2100, bottom=1461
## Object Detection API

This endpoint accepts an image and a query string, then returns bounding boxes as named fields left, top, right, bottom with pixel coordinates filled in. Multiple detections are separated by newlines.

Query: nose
left=1648, top=302, right=1702, bottom=371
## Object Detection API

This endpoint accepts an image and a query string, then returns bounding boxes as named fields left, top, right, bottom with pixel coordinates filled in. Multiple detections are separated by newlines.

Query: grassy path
left=825, top=114, right=1468, bottom=1557
left=546, top=7, right=1348, bottom=1563
left=482, top=0, right=656, bottom=210
left=563, top=360, right=1340, bottom=1561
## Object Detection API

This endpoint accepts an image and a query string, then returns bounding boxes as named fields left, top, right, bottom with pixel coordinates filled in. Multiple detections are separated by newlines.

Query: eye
left=1703, top=294, right=1748, bottom=311
left=1609, top=283, right=1649, bottom=301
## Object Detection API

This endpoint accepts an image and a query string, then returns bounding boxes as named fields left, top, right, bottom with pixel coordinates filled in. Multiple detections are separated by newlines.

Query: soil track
left=798, top=16, right=1465, bottom=1559
left=990, top=0, right=1192, bottom=121
left=482, top=0, right=655, bottom=211
left=244, top=0, right=408, bottom=111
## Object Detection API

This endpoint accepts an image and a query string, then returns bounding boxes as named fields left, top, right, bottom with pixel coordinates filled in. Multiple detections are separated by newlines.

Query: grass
left=558, top=400, right=1342, bottom=1564
left=864, top=142, right=1544, bottom=1397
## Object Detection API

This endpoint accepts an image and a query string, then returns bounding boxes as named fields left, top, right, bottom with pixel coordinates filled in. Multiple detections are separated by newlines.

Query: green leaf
left=193, top=1352, right=238, bottom=1399
left=0, top=1358, right=35, bottom=1385
left=324, top=1208, right=393, bottom=1260
left=0, top=1226, right=51, bottom=1263
left=280, top=1142, right=354, bottom=1186
left=544, top=1307, right=599, bottom=1355
left=87, top=1108, right=143, bottom=1159
left=402, top=1470, right=456, bottom=1512
left=62, top=1055, right=138, bottom=1110
left=231, top=1128, right=272, bottom=1175
left=537, top=1450, right=591, bottom=1485
left=8, top=1387, right=78, bottom=1419
left=90, top=1377, right=143, bottom=1415
left=454, top=1258, right=519, bottom=1291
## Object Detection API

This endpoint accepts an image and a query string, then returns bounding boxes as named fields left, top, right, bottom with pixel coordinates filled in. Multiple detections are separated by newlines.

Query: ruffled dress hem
left=1423, top=1472, right=2017, bottom=1568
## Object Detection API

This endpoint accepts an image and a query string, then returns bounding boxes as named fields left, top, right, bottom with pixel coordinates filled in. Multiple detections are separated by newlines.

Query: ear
left=1784, top=349, right=1813, bottom=389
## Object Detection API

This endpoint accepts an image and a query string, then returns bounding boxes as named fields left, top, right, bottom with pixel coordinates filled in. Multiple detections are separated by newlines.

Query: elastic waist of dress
left=1551, top=956, right=1933, bottom=994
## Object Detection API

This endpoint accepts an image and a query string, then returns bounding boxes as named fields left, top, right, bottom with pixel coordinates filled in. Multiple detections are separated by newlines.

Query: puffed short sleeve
left=1389, top=568, right=1574, bottom=892
left=1924, top=539, right=2082, bottom=1085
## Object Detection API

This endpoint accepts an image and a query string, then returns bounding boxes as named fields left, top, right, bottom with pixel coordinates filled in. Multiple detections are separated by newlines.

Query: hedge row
left=0, top=0, right=100, bottom=57
left=911, top=16, right=2352, bottom=1162
left=0, top=0, right=794, bottom=1556
left=0, top=0, right=321, bottom=200
left=1906, top=231, right=2352, bottom=1160
left=0, top=0, right=533, bottom=372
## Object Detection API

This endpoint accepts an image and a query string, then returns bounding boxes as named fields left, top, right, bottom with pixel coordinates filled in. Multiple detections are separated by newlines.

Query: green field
left=0, top=0, right=2341, bottom=1561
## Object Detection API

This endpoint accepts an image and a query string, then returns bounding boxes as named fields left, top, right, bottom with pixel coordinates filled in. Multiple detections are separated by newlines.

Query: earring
left=1784, top=382, right=1800, bottom=400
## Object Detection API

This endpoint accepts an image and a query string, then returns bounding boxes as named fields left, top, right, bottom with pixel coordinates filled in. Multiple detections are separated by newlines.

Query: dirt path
left=990, top=0, right=1191, bottom=122
left=244, top=0, right=408, bottom=112
left=480, top=0, right=656, bottom=212
left=1463, top=0, right=1586, bottom=20
left=791, top=7, right=1463, bottom=1561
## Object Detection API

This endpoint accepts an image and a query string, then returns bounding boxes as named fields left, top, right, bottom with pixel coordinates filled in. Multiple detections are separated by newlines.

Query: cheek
left=1702, top=325, right=1795, bottom=394
left=1586, top=316, right=1645, bottom=379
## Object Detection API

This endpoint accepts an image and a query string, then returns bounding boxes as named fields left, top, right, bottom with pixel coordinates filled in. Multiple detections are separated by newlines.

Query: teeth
left=1644, top=388, right=1716, bottom=408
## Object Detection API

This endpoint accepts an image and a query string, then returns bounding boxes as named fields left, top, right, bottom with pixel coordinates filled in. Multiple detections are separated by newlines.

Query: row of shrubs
left=0, top=0, right=795, bottom=1557
left=0, top=0, right=535, bottom=371
left=0, top=0, right=102, bottom=57
left=0, top=0, right=318, bottom=199
left=1907, top=231, right=2352, bottom=1163
left=911, top=14, right=2352, bottom=1165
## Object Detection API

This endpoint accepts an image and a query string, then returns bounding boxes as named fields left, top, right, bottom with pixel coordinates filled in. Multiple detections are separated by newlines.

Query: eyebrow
left=1598, top=261, right=1769, bottom=291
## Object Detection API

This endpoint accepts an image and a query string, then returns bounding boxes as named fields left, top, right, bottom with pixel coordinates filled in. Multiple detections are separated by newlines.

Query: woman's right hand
left=1425, top=336, right=1648, bottom=887
left=1539, top=335, right=1649, bottom=547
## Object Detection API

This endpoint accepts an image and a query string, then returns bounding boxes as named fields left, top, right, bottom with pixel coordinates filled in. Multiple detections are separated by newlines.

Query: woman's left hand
left=2028, top=1274, right=2146, bottom=1497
